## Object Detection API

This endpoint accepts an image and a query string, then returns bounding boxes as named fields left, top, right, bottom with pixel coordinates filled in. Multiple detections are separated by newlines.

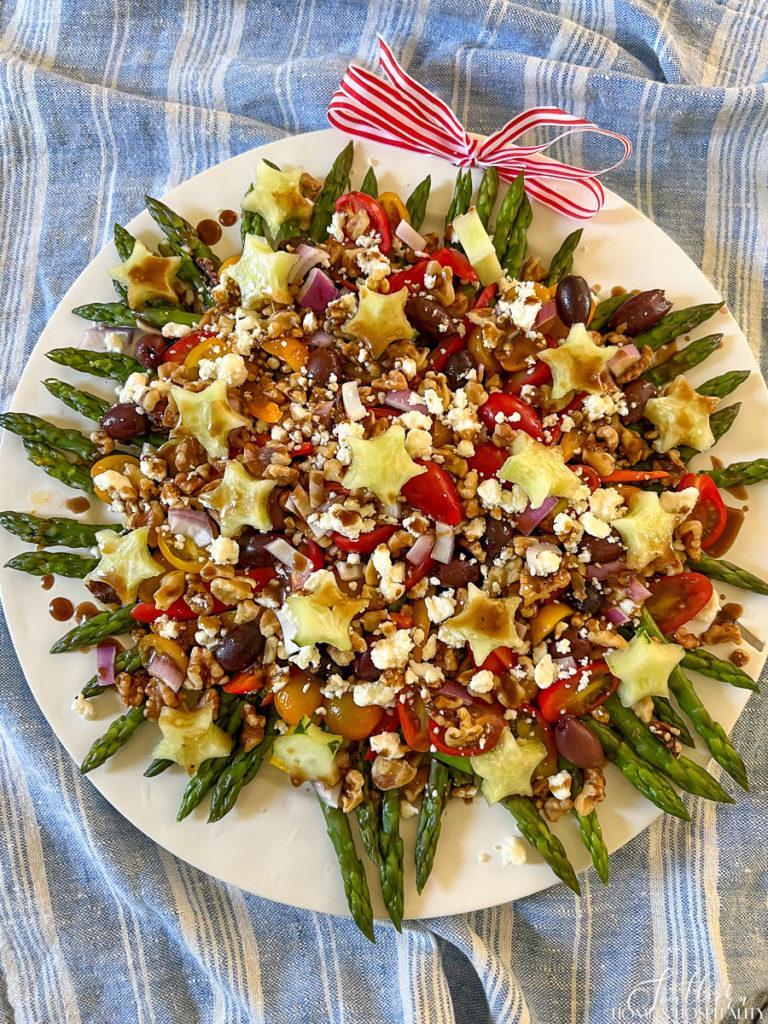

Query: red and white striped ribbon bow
left=328, top=38, right=632, bottom=221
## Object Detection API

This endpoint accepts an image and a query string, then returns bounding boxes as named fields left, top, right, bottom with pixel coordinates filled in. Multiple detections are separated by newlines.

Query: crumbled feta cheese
left=370, top=629, right=414, bottom=670
left=118, top=372, right=148, bottom=404
left=553, top=512, right=584, bottom=551
left=320, top=673, right=350, bottom=699
left=328, top=211, right=345, bottom=243
left=581, top=510, right=612, bottom=539
left=534, top=653, right=556, bottom=688
left=161, top=321, right=193, bottom=339
left=405, top=427, right=433, bottom=459
left=547, top=769, right=572, bottom=801
left=501, top=484, right=529, bottom=515
left=104, top=330, right=125, bottom=353
left=477, top=478, right=503, bottom=508
left=334, top=420, right=365, bottom=465
left=526, top=545, right=562, bottom=577
left=582, top=391, right=627, bottom=422
left=468, top=669, right=495, bottom=694
left=369, top=731, right=408, bottom=759
left=425, top=594, right=455, bottom=623
left=92, top=470, right=134, bottom=500
left=437, top=625, right=466, bottom=648
left=208, top=536, right=239, bottom=565
left=500, top=835, right=528, bottom=866
left=399, top=409, right=432, bottom=431
left=291, top=644, right=321, bottom=670
left=71, top=693, right=95, bottom=719
left=233, top=308, right=260, bottom=356
left=660, top=486, right=700, bottom=518
left=496, top=280, right=541, bottom=333
left=372, top=544, right=405, bottom=602
left=445, top=387, right=481, bottom=435
left=353, top=681, right=398, bottom=707
left=398, top=357, right=418, bottom=380
left=357, top=246, right=390, bottom=282
left=456, top=439, right=475, bottom=458
left=589, top=487, right=625, bottom=522
left=423, top=388, right=444, bottom=415
left=155, top=615, right=182, bottom=640
left=423, top=272, right=437, bottom=289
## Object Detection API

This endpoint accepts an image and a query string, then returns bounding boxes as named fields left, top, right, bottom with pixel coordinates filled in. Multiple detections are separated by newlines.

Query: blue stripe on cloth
left=1, top=2, right=767, bottom=1021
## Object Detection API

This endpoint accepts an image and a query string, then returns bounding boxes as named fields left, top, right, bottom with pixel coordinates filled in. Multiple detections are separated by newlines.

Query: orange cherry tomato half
left=537, top=661, right=619, bottom=723
left=677, top=473, right=727, bottom=550
left=645, top=571, right=714, bottom=635
left=397, top=693, right=430, bottom=752
left=324, top=693, right=383, bottom=740
left=274, top=673, right=325, bottom=726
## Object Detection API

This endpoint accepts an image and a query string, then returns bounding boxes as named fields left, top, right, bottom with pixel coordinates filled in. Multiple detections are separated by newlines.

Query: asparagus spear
left=177, top=698, right=246, bottom=820
left=702, top=459, right=768, bottom=489
left=46, top=347, right=145, bottom=384
left=144, top=758, right=174, bottom=778
left=309, top=141, right=355, bottom=242
left=697, top=369, right=750, bottom=399
left=0, top=511, right=118, bottom=548
left=22, top=440, right=94, bottom=493
left=360, top=167, right=378, bottom=198
left=240, top=185, right=266, bottom=242
left=591, top=291, right=634, bottom=331
left=492, top=172, right=525, bottom=260
left=642, top=333, right=723, bottom=388
left=546, top=229, right=583, bottom=286
left=679, top=403, right=740, bottom=463
left=583, top=719, right=690, bottom=820
left=50, top=603, right=136, bottom=654
left=681, top=649, right=758, bottom=692
left=355, top=758, right=381, bottom=866
left=405, top=175, right=431, bottom=231
left=378, top=788, right=404, bottom=931
left=445, top=170, right=469, bottom=226
left=502, top=192, right=532, bottom=280
left=157, top=240, right=212, bottom=306
left=652, top=696, right=695, bottom=747
left=318, top=798, right=375, bottom=942
left=81, top=647, right=142, bottom=699
left=43, top=379, right=110, bottom=422
left=604, top=695, right=733, bottom=802
left=693, top=553, right=768, bottom=595
left=502, top=795, right=580, bottom=894
left=476, top=167, right=499, bottom=229
left=207, top=717, right=276, bottom=822
left=415, top=758, right=451, bottom=893
left=564, top=761, right=609, bottom=884
left=80, top=704, right=146, bottom=774
left=274, top=218, right=302, bottom=246
left=5, top=551, right=98, bottom=578
left=144, top=195, right=221, bottom=270
left=113, top=222, right=136, bottom=262
left=72, top=302, right=199, bottom=330
left=1, top=412, right=97, bottom=463
left=633, top=301, right=724, bottom=351
left=639, top=609, right=748, bottom=790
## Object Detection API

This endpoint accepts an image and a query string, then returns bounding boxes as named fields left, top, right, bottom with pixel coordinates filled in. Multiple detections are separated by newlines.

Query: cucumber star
left=499, top=433, right=581, bottom=509
left=108, top=239, right=181, bottom=310
left=241, top=161, right=314, bottom=236
left=342, top=286, right=416, bottom=358
left=645, top=375, right=718, bottom=453
left=285, top=570, right=367, bottom=651
left=88, top=526, right=164, bottom=604
left=443, top=583, right=524, bottom=665
left=203, top=460, right=277, bottom=537
left=223, top=233, right=299, bottom=308
left=606, top=630, right=685, bottom=707
left=170, top=378, right=250, bottom=459
left=539, top=323, right=616, bottom=399
left=343, top=423, right=426, bottom=505
left=612, top=490, right=677, bottom=570
left=471, top=728, right=547, bottom=802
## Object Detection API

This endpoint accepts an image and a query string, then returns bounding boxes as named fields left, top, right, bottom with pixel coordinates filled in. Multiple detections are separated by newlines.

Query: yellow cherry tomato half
left=530, top=602, right=572, bottom=647
left=183, top=335, right=231, bottom=373
left=90, top=453, right=141, bottom=503
left=377, top=191, right=410, bottom=230
left=324, top=693, right=383, bottom=740
left=219, top=254, right=240, bottom=272
left=274, top=673, right=325, bottom=726
left=157, top=531, right=207, bottom=573
left=138, top=634, right=189, bottom=674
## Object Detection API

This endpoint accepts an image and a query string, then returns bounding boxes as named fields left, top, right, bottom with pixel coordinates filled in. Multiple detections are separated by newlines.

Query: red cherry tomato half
left=537, top=661, right=620, bottom=723
left=478, top=393, right=543, bottom=441
left=573, top=464, right=600, bottom=491
left=332, top=524, right=396, bottom=554
left=431, top=247, right=479, bottom=283
left=428, top=707, right=504, bottom=757
left=474, top=283, right=497, bottom=308
left=645, top=571, right=714, bottom=635
left=503, top=359, right=553, bottom=396
left=479, top=647, right=519, bottom=673
left=397, top=694, right=431, bottom=752
left=131, top=594, right=230, bottom=623
left=388, top=248, right=478, bottom=293
left=334, top=192, right=391, bottom=254
left=402, top=460, right=463, bottom=525
left=467, top=443, right=508, bottom=481
left=162, top=329, right=209, bottom=363
left=404, top=555, right=435, bottom=592
left=515, top=702, right=558, bottom=777
left=244, top=566, right=278, bottom=592
left=429, top=334, right=465, bottom=373
left=677, top=473, right=728, bottom=550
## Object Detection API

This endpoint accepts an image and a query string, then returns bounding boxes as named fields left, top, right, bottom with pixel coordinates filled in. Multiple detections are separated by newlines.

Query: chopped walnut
left=115, top=669, right=147, bottom=708
left=587, top=628, right=627, bottom=649
left=153, top=570, right=186, bottom=611
left=145, top=677, right=181, bottom=719
left=701, top=619, right=742, bottom=646
left=616, top=345, right=654, bottom=383
left=573, top=767, right=606, bottom=816
left=340, top=769, right=365, bottom=813
left=543, top=796, right=574, bottom=822
left=240, top=704, right=266, bottom=752
left=620, top=426, right=650, bottom=465
left=675, top=519, right=702, bottom=561
left=371, top=755, right=417, bottom=791
left=210, top=575, right=254, bottom=606
left=186, top=646, right=226, bottom=690
left=519, top=564, right=571, bottom=606
left=673, top=626, right=701, bottom=650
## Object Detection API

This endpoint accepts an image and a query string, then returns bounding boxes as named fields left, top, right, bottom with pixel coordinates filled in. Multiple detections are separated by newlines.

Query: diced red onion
left=82, top=326, right=134, bottom=350
left=436, top=681, right=473, bottom=704
left=287, top=485, right=312, bottom=522
left=432, top=522, right=455, bottom=564
left=265, top=537, right=306, bottom=571
left=308, top=330, right=334, bottom=348
left=313, top=780, right=342, bottom=808
left=96, top=641, right=118, bottom=687
left=147, top=651, right=184, bottom=693
left=384, top=389, right=429, bottom=415
left=605, top=606, right=630, bottom=626
left=533, top=300, right=557, bottom=328
left=309, top=473, right=325, bottom=508
left=607, top=344, right=641, bottom=377
left=406, top=532, right=435, bottom=564
left=395, top=219, right=427, bottom=252
left=384, top=502, right=401, bottom=518
left=341, top=380, right=366, bottom=421
left=553, top=656, right=577, bottom=677
left=516, top=496, right=558, bottom=535
left=288, top=244, right=328, bottom=284
left=168, top=508, right=215, bottom=547
left=297, top=268, right=338, bottom=314
left=628, top=578, right=651, bottom=602
left=586, top=560, right=628, bottom=580
left=337, top=560, right=364, bottom=581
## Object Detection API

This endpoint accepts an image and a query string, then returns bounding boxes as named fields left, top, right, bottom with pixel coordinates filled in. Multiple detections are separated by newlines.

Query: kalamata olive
left=580, top=531, right=625, bottom=565
left=213, top=621, right=264, bottom=673
left=438, top=557, right=481, bottom=588
left=554, top=717, right=604, bottom=768
left=555, top=275, right=592, bottom=327
left=134, top=333, right=168, bottom=369
left=268, top=488, right=288, bottom=531
left=574, top=585, right=603, bottom=617
left=355, top=649, right=379, bottom=681
left=276, top=235, right=313, bottom=252
left=622, top=378, right=657, bottom=423
left=306, top=346, right=343, bottom=387
left=485, top=518, right=515, bottom=561
left=238, top=529, right=278, bottom=569
left=443, top=349, right=476, bottom=390
left=85, top=579, right=119, bottom=604
left=553, top=626, right=592, bottom=663
left=609, top=289, right=672, bottom=335
left=99, top=402, right=149, bottom=440
left=405, top=295, right=455, bottom=343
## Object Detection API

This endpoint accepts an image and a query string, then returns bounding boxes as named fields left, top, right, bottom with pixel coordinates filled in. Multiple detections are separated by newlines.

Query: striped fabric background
left=1, top=2, right=767, bottom=1021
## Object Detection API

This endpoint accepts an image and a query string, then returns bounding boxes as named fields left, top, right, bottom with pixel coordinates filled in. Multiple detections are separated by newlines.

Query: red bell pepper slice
left=397, top=694, right=431, bottom=752
left=645, top=571, right=714, bottom=635
left=474, top=283, right=497, bottom=308
left=677, top=473, right=727, bottom=549
left=431, top=247, right=478, bottom=283
left=162, top=329, right=208, bottom=363
left=480, top=647, right=519, bottom=674
left=467, top=443, right=508, bottom=481
left=429, top=334, right=465, bottom=373
left=332, top=524, right=397, bottom=554
left=572, top=464, right=600, bottom=491
left=388, top=248, right=478, bottom=293
left=537, top=661, right=619, bottom=723
left=334, top=192, right=392, bottom=254
left=402, top=460, right=463, bottom=525
left=290, top=442, right=314, bottom=459
left=478, top=393, right=543, bottom=441
left=130, top=594, right=230, bottom=623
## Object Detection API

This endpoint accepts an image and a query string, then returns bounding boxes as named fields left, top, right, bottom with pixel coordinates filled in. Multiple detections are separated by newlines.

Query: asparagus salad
left=3, top=144, right=765, bottom=938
